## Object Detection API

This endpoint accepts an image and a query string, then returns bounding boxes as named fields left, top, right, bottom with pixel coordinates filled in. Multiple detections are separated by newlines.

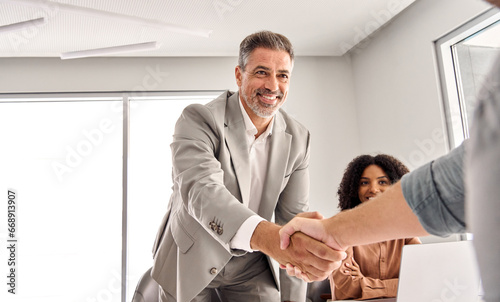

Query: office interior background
left=1, top=0, right=499, bottom=301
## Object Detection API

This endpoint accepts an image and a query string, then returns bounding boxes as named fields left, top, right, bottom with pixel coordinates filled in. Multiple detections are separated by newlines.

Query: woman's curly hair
left=337, top=154, right=409, bottom=211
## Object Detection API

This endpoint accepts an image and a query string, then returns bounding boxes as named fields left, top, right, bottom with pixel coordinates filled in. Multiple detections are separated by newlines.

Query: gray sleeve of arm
left=401, top=142, right=467, bottom=237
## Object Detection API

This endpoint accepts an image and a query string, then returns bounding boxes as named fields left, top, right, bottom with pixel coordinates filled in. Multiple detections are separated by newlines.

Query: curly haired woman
left=330, top=154, right=421, bottom=300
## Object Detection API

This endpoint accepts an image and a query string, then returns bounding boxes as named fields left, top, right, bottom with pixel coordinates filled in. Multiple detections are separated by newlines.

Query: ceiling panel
left=0, top=0, right=418, bottom=58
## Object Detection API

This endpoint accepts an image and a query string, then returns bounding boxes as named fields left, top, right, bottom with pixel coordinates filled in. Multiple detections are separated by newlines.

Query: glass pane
left=435, top=9, right=500, bottom=148
left=127, top=95, right=214, bottom=299
left=0, top=100, right=122, bottom=302
left=452, top=19, right=500, bottom=135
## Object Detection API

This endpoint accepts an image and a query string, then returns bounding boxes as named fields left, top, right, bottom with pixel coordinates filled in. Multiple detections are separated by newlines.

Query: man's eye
left=256, top=70, right=267, bottom=76
left=278, top=74, right=289, bottom=82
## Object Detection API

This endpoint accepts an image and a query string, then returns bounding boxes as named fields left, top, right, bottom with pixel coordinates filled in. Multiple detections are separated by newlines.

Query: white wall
left=0, top=57, right=238, bottom=92
left=286, top=56, right=360, bottom=217
left=0, top=55, right=359, bottom=217
left=348, top=0, right=492, bottom=242
left=349, top=0, right=491, bottom=170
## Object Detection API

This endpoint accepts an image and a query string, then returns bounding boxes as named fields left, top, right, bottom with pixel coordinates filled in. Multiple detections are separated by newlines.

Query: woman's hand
left=343, top=257, right=363, bottom=279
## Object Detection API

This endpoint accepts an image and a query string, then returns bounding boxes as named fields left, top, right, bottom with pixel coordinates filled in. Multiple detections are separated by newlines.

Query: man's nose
left=264, top=74, right=279, bottom=92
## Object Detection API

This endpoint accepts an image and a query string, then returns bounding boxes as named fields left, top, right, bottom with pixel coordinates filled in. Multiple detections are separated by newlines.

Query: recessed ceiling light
left=60, top=41, right=159, bottom=60
left=0, top=17, right=46, bottom=34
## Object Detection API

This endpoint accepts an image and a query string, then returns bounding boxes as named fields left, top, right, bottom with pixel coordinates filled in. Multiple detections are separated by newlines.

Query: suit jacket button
left=217, top=227, right=223, bottom=235
left=210, top=267, right=218, bottom=275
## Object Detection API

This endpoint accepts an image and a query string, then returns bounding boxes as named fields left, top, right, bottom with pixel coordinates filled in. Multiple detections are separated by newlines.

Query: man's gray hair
left=238, top=31, right=294, bottom=70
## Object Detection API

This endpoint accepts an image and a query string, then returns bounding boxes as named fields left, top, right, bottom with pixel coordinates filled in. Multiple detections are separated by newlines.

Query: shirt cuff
left=401, top=162, right=444, bottom=236
left=401, top=144, right=466, bottom=236
left=230, top=215, right=266, bottom=252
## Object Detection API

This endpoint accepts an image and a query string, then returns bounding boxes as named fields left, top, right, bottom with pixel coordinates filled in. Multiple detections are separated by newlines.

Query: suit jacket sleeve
left=170, top=102, right=255, bottom=251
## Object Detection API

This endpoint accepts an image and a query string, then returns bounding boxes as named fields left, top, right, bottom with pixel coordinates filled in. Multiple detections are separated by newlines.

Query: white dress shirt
left=229, top=98, right=274, bottom=252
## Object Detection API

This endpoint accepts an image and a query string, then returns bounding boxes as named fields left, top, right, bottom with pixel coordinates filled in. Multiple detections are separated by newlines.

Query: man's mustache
left=255, top=88, right=284, bottom=99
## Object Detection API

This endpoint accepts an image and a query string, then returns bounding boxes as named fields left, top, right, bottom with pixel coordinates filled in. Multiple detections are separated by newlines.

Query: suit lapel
left=224, top=92, right=252, bottom=206
left=258, top=111, right=291, bottom=220
left=225, top=93, right=291, bottom=216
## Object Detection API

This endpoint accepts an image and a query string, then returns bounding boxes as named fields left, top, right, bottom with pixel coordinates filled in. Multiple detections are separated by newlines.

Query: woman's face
left=358, top=164, right=391, bottom=203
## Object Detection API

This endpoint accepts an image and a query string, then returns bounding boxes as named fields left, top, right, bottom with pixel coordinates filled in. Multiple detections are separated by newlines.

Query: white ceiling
left=0, top=0, right=418, bottom=58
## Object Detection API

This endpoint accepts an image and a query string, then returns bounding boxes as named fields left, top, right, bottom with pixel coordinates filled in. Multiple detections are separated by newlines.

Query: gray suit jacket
left=151, top=91, right=310, bottom=301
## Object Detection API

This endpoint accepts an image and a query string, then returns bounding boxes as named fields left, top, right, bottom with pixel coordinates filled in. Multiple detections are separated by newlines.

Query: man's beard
left=243, top=88, right=284, bottom=118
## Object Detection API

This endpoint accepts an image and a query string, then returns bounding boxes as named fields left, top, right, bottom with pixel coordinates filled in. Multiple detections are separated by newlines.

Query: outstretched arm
left=280, top=182, right=429, bottom=251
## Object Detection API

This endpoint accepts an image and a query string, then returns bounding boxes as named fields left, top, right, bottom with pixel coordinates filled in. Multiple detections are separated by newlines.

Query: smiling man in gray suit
left=151, top=31, right=344, bottom=302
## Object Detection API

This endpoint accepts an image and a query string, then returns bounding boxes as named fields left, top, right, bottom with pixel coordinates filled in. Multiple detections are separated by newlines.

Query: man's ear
left=235, top=66, right=242, bottom=87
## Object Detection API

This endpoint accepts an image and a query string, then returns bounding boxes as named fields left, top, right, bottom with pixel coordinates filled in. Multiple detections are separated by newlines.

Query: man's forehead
left=246, top=49, right=293, bottom=70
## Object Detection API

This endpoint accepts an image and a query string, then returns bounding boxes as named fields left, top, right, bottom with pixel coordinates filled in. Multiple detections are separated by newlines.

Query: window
left=0, top=97, right=123, bottom=302
left=0, top=91, right=221, bottom=302
left=435, top=7, right=500, bottom=149
left=127, top=93, right=219, bottom=300
left=435, top=7, right=500, bottom=242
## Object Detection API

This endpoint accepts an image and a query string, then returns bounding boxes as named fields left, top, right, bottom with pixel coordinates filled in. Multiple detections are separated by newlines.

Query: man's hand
left=250, top=221, right=345, bottom=282
left=279, top=212, right=343, bottom=251
left=278, top=212, right=347, bottom=281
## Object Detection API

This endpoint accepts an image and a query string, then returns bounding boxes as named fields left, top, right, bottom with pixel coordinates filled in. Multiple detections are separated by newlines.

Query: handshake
left=250, top=211, right=348, bottom=283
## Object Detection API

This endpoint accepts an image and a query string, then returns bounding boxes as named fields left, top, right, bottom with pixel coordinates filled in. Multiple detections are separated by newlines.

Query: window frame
left=434, top=7, right=500, bottom=242
left=434, top=7, right=500, bottom=150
